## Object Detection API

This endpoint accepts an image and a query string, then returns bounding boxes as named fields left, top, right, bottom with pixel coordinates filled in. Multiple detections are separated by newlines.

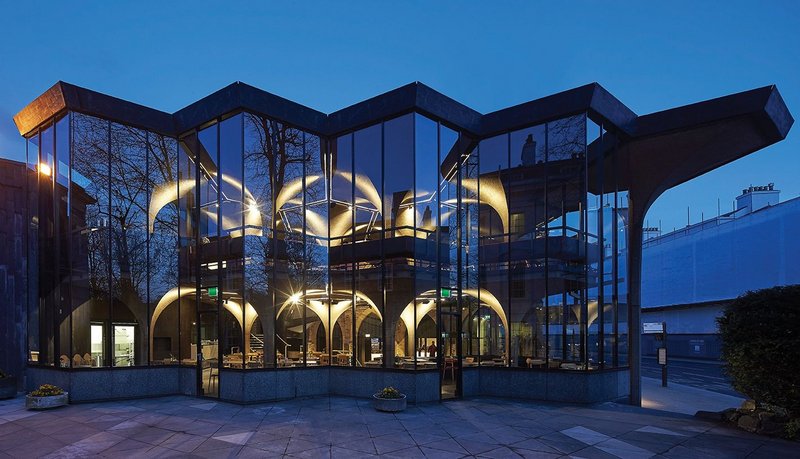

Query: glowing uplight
left=39, top=163, right=51, bottom=176
left=289, top=292, right=302, bottom=304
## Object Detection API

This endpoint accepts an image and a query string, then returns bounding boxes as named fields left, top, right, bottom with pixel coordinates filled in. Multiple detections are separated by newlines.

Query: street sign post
left=644, top=322, right=668, bottom=386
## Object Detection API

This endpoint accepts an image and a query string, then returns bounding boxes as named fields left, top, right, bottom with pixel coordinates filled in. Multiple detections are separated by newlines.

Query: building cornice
left=14, top=81, right=793, bottom=194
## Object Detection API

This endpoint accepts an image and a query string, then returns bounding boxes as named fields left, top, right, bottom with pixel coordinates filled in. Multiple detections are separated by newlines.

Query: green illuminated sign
left=441, top=288, right=451, bottom=298
left=208, top=286, right=218, bottom=297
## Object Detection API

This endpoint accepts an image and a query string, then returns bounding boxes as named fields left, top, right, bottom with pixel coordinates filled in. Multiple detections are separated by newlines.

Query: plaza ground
left=641, top=356, right=743, bottom=398
left=1, top=390, right=796, bottom=458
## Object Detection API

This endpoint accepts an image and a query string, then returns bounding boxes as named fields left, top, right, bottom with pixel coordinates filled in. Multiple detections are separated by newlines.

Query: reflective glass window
left=70, top=114, right=110, bottom=367
left=383, top=114, right=415, bottom=367
left=353, top=124, right=383, bottom=368
left=109, top=123, right=149, bottom=366
left=509, top=124, right=547, bottom=368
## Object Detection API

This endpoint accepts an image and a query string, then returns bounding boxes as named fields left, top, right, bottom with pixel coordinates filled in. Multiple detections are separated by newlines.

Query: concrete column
left=627, top=195, right=644, bottom=407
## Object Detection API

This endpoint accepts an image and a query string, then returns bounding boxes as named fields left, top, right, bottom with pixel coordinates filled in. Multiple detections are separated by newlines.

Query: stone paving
left=0, top=394, right=796, bottom=458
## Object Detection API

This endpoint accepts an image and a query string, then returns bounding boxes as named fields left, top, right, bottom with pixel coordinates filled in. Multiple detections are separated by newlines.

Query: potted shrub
left=0, top=369, right=17, bottom=400
left=26, top=384, right=69, bottom=410
left=373, top=386, right=407, bottom=412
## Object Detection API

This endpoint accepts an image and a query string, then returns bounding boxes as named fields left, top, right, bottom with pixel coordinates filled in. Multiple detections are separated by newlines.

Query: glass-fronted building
left=14, top=81, right=791, bottom=404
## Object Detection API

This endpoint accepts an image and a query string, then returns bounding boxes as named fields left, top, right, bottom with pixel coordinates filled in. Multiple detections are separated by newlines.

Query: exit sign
left=208, top=286, right=218, bottom=297
left=441, top=288, right=451, bottom=298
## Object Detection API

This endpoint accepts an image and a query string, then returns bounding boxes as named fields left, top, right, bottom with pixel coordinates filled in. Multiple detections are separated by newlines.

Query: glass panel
left=71, top=114, right=110, bottom=367
left=478, top=134, right=509, bottom=365
left=457, top=132, right=480, bottom=366
left=197, top=123, right=219, bottom=372
left=304, top=134, right=328, bottom=366
left=38, top=123, right=56, bottom=366
left=546, top=114, right=587, bottom=370
left=414, top=115, right=438, bottom=370
left=273, top=123, right=306, bottom=367
left=55, top=116, right=71, bottom=366
left=109, top=123, right=149, bottom=366
left=383, top=114, right=414, bottom=367
left=329, top=133, right=353, bottom=365
left=617, top=189, right=629, bottom=366
left=26, top=132, right=41, bottom=364
left=149, top=132, right=180, bottom=366
left=509, top=124, right=547, bottom=368
left=585, top=117, right=602, bottom=369
left=219, top=114, right=245, bottom=369
left=243, top=113, right=274, bottom=368
left=353, top=124, right=383, bottom=367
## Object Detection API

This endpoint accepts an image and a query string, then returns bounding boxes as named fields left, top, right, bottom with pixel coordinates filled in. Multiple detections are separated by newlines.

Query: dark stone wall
left=0, top=159, right=28, bottom=389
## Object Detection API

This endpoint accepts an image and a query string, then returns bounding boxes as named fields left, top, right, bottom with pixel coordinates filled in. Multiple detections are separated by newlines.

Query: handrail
left=276, top=334, right=291, bottom=363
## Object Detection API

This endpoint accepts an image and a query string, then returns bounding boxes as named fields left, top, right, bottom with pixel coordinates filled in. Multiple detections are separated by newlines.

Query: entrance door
left=199, top=311, right=220, bottom=398
left=439, top=298, right=462, bottom=399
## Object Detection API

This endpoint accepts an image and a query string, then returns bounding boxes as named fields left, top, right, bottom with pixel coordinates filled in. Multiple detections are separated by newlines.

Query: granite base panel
left=219, top=367, right=330, bottom=403
left=478, top=367, right=630, bottom=403
left=328, top=368, right=439, bottom=403
left=25, top=365, right=630, bottom=405
left=462, top=367, right=480, bottom=397
left=26, top=366, right=190, bottom=402
left=219, top=368, right=439, bottom=404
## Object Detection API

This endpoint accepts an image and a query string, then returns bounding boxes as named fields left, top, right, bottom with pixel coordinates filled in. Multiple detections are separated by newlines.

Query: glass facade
left=25, top=107, right=629, bottom=395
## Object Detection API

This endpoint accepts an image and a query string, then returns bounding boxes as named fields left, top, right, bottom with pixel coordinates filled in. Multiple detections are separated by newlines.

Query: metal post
left=661, top=321, right=668, bottom=387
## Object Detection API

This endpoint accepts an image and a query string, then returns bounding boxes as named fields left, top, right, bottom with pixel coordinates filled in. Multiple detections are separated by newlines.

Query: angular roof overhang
left=14, top=81, right=175, bottom=136
left=14, top=80, right=792, bottom=204
left=614, top=85, right=792, bottom=217
left=12, top=80, right=640, bottom=138
left=172, top=82, right=328, bottom=136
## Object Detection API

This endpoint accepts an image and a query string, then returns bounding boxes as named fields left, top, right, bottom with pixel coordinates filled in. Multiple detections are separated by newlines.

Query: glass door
left=112, top=325, right=136, bottom=366
left=439, top=297, right=462, bottom=399
left=89, top=323, right=105, bottom=367
left=199, top=311, right=219, bottom=398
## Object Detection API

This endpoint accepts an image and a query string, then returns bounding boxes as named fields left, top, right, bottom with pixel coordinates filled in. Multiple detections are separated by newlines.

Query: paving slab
left=0, top=393, right=796, bottom=458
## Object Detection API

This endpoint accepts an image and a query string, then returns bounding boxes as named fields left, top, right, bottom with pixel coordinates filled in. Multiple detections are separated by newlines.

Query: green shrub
left=30, top=384, right=64, bottom=397
left=377, top=386, right=403, bottom=399
left=718, top=285, right=800, bottom=417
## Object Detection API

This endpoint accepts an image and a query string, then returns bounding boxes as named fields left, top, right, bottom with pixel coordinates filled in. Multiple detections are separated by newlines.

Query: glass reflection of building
left=18, top=81, right=787, bottom=403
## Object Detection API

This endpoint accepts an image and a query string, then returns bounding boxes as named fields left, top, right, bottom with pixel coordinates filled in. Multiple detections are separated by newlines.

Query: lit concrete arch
left=148, top=174, right=264, bottom=236
left=148, top=286, right=259, bottom=360
left=276, top=289, right=383, bottom=354
left=462, top=177, right=508, bottom=234
left=397, top=288, right=510, bottom=356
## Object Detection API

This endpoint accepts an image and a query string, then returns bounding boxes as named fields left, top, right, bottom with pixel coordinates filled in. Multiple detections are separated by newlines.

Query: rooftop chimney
left=735, top=183, right=780, bottom=215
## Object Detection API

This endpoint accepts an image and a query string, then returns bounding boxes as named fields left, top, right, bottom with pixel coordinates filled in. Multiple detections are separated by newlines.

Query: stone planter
left=0, top=377, right=17, bottom=400
left=373, top=393, right=407, bottom=412
left=26, top=392, right=69, bottom=410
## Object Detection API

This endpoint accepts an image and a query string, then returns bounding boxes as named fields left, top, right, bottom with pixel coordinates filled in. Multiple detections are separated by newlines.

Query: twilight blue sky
left=0, top=1, right=797, bottom=231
